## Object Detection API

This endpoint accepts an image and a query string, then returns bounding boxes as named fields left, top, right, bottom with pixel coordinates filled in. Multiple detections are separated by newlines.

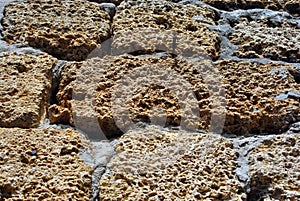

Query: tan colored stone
left=112, top=0, right=221, bottom=59
left=0, top=52, right=56, bottom=128
left=216, top=60, right=300, bottom=134
left=0, top=128, right=92, bottom=200
left=50, top=56, right=224, bottom=137
left=99, top=126, right=246, bottom=200
left=248, top=134, right=300, bottom=200
left=51, top=56, right=300, bottom=136
left=49, top=61, right=82, bottom=126
left=1, top=0, right=111, bottom=61
left=229, top=18, right=300, bottom=63
left=200, top=0, right=300, bottom=16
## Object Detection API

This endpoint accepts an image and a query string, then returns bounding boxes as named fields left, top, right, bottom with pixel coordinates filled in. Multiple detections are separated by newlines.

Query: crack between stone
left=229, top=135, right=277, bottom=199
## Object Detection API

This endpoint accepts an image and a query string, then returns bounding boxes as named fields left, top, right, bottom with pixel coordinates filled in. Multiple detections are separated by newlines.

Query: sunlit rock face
left=1, top=0, right=111, bottom=61
left=112, top=0, right=221, bottom=60
left=0, top=0, right=299, bottom=200
left=0, top=53, right=56, bottom=128
left=249, top=134, right=300, bottom=200
left=0, top=128, right=92, bottom=200
left=229, top=16, right=300, bottom=63
left=100, top=125, right=246, bottom=200
left=215, top=60, right=300, bottom=135
left=49, top=56, right=222, bottom=137
left=50, top=56, right=300, bottom=136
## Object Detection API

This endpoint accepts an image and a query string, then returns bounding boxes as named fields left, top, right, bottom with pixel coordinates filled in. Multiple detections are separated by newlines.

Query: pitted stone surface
left=200, top=0, right=300, bottom=16
left=0, top=0, right=300, bottom=199
left=112, top=0, right=221, bottom=59
left=49, top=61, right=82, bottom=126
left=50, top=56, right=220, bottom=137
left=1, top=0, right=111, bottom=61
left=229, top=17, right=300, bottom=63
left=0, top=52, right=56, bottom=128
left=99, top=126, right=246, bottom=200
left=51, top=56, right=299, bottom=136
left=0, top=128, right=92, bottom=200
left=216, top=60, right=300, bottom=134
left=248, top=134, right=300, bottom=200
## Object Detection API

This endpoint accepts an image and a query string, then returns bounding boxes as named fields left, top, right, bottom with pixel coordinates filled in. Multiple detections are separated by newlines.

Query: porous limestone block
left=99, top=126, right=246, bottom=200
left=229, top=18, right=300, bottom=63
left=1, top=0, right=111, bottom=61
left=0, top=52, right=56, bottom=128
left=49, top=56, right=223, bottom=137
left=216, top=60, right=300, bottom=134
left=249, top=134, right=300, bottom=200
left=112, top=0, right=221, bottom=59
left=0, top=128, right=92, bottom=200
left=51, top=56, right=300, bottom=137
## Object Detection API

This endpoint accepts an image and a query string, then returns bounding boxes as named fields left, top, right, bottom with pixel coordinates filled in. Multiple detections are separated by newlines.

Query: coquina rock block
left=200, top=0, right=300, bottom=16
left=1, top=0, right=111, bottom=61
left=99, top=126, right=246, bottom=200
left=112, top=0, right=221, bottom=59
left=229, top=17, right=300, bottom=63
left=0, top=128, right=92, bottom=200
left=49, top=55, right=225, bottom=137
left=50, top=56, right=300, bottom=136
left=0, top=52, right=56, bottom=128
left=216, top=60, right=300, bottom=134
left=248, top=134, right=300, bottom=200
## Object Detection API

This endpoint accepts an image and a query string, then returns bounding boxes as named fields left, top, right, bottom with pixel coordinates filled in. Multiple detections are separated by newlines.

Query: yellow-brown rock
left=49, top=61, right=82, bottom=126
left=216, top=60, right=300, bottom=134
left=112, top=0, right=221, bottom=59
left=229, top=18, right=300, bottom=63
left=0, top=0, right=300, bottom=199
left=0, top=128, right=92, bottom=200
left=50, top=56, right=300, bottom=136
left=0, top=52, right=56, bottom=128
left=99, top=126, right=246, bottom=200
left=50, top=56, right=224, bottom=137
left=248, top=134, right=300, bottom=200
left=200, top=0, right=300, bottom=16
left=1, top=0, right=111, bottom=61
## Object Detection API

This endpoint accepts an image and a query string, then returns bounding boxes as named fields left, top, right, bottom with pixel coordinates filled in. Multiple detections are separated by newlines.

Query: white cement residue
left=230, top=135, right=276, bottom=193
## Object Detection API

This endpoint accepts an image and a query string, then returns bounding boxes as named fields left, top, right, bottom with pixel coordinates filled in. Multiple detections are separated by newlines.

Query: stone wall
left=0, top=0, right=299, bottom=200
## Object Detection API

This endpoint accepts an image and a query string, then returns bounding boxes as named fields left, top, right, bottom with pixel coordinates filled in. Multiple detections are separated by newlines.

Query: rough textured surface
left=0, top=52, right=56, bottom=128
left=112, top=0, right=221, bottom=59
left=100, top=126, right=246, bottom=200
left=50, top=56, right=220, bottom=137
left=216, top=60, right=300, bottom=134
left=200, top=0, right=300, bottom=16
left=1, top=0, right=300, bottom=200
left=229, top=17, right=300, bottom=63
left=0, top=128, right=92, bottom=200
left=1, top=0, right=111, bottom=61
left=49, top=61, right=82, bottom=126
left=248, top=134, right=300, bottom=200
left=50, top=56, right=300, bottom=136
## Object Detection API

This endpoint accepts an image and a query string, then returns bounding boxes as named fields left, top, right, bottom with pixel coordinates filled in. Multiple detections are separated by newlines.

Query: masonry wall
left=0, top=0, right=299, bottom=200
